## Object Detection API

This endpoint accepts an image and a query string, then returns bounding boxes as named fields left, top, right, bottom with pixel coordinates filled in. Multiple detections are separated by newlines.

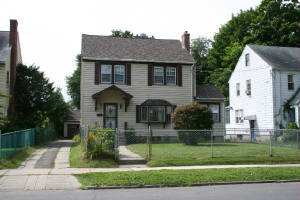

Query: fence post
left=148, top=125, right=152, bottom=161
left=297, top=130, right=299, bottom=150
left=114, top=128, right=118, bottom=160
left=269, top=131, right=273, bottom=157
left=210, top=130, right=213, bottom=158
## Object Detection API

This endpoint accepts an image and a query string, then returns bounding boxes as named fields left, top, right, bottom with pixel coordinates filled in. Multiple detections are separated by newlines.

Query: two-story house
left=0, top=19, right=22, bottom=118
left=226, top=45, right=300, bottom=138
left=81, top=32, right=195, bottom=130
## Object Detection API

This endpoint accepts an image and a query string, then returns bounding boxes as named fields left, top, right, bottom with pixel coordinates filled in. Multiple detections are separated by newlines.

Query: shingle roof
left=248, top=45, right=300, bottom=71
left=65, top=110, right=80, bottom=121
left=196, top=85, right=225, bottom=99
left=0, top=31, right=11, bottom=64
left=81, top=35, right=195, bottom=64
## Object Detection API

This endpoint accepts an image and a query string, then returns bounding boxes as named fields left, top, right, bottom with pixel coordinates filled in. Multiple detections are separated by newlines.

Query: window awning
left=91, top=85, right=133, bottom=112
left=141, top=99, right=172, bottom=106
left=244, top=115, right=257, bottom=120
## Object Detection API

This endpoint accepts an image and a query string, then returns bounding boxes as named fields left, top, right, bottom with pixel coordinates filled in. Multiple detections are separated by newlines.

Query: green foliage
left=172, top=103, right=214, bottom=145
left=190, top=37, right=212, bottom=84
left=86, top=129, right=115, bottom=160
left=202, top=0, right=300, bottom=98
left=283, top=123, right=299, bottom=142
left=73, top=134, right=81, bottom=144
left=6, top=64, right=68, bottom=135
left=66, top=54, right=81, bottom=109
left=111, top=30, right=155, bottom=39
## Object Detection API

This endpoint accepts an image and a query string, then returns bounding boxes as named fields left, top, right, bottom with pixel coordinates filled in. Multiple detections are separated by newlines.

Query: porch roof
left=141, top=99, right=172, bottom=106
left=91, top=85, right=133, bottom=100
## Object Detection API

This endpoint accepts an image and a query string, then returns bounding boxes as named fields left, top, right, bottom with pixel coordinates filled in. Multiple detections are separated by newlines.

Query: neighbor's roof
left=81, top=35, right=195, bottom=64
left=65, top=110, right=80, bottom=122
left=0, top=31, right=11, bottom=64
left=196, top=85, right=226, bottom=100
left=248, top=45, right=300, bottom=71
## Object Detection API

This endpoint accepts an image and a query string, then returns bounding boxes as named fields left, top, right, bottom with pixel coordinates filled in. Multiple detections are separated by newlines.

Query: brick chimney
left=9, top=19, right=18, bottom=114
left=181, top=31, right=190, bottom=52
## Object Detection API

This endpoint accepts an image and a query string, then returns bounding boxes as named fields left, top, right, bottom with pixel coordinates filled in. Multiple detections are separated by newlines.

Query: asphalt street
left=0, top=182, right=298, bottom=200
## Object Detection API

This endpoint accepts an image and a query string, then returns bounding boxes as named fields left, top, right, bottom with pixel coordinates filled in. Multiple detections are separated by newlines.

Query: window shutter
left=136, top=105, right=140, bottom=123
left=126, top=64, right=131, bottom=85
left=148, top=64, right=153, bottom=86
left=95, top=63, right=100, bottom=85
left=177, top=65, right=182, bottom=86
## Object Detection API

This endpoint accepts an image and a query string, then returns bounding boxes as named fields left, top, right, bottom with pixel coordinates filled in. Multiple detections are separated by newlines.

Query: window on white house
left=235, top=109, right=244, bottom=123
left=101, top=65, right=112, bottom=83
left=114, top=65, right=125, bottom=84
left=246, top=80, right=251, bottom=96
left=245, top=53, right=250, bottom=66
left=288, top=74, right=294, bottom=90
left=288, top=108, right=295, bottom=123
left=166, top=67, right=176, bottom=85
left=236, top=83, right=240, bottom=96
left=149, top=106, right=165, bottom=122
left=141, top=106, right=148, bottom=122
left=153, top=67, right=164, bottom=85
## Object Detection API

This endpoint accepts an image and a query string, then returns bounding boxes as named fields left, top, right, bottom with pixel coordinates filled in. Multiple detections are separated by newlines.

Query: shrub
left=86, top=128, right=115, bottom=160
left=282, top=123, right=299, bottom=142
left=72, top=134, right=81, bottom=144
left=172, top=103, right=214, bottom=145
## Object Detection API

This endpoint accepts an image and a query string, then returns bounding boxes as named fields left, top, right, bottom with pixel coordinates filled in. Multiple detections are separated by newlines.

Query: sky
left=0, top=0, right=262, bottom=101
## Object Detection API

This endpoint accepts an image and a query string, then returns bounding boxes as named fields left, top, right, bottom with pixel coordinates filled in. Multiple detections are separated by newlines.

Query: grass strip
left=75, top=167, right=300, bottom=187
left=70, top=143, right=118, bottom=168
left=0, top=146, right=40, bottom=169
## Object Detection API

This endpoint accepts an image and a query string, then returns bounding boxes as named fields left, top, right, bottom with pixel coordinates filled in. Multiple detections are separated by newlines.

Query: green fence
left=0, top=128, right=57, bottom=160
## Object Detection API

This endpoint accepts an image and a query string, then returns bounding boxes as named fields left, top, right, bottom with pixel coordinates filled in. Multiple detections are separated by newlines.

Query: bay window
left=140, top=105, right=173, bottom=123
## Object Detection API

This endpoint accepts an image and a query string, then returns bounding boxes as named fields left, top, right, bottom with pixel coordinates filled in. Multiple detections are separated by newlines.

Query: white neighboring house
left=226, top=45, right=300, bottom=136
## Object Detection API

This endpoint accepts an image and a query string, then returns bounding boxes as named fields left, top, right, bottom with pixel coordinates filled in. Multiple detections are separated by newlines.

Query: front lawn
left=70, top=143, right=118, bottom=168
left=127, top=142, right=300, bottom=167
left=75, top=167, right=300, bottom=187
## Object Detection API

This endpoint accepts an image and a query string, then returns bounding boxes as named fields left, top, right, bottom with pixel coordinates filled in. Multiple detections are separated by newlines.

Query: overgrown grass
left=127, top=142, right=300, bottom=167
left=70, top=143, right=118, bottom=168
left=75, top=167, right=300, bottom=187
left=0, top=146, right=40, bottom=169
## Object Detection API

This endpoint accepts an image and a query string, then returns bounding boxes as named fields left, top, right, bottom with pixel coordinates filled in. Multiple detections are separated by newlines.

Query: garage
left=64, top=110, right=80, bottom=138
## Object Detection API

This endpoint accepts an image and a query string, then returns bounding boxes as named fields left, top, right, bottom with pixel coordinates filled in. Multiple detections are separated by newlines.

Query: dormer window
left=245, top=53, right=250, bottom=66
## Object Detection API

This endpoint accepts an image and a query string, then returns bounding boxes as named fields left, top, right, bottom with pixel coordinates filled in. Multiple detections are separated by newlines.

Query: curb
left=84, top=179, right=300, bottom=190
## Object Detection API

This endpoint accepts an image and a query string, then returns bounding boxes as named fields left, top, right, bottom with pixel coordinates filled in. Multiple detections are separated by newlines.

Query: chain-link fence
left=0, top=128, right=57, bottom=161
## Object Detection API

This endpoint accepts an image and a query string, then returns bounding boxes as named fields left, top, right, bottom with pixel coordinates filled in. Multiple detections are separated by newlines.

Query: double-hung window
left=245, top=53, right=250, bottom=66
left=114, top=65, right=125, bottom=84
left=200, top=103, right=220, bottom=123
left=166, top=67, right=176, bottom=85
left=236, top=83, right=240, bottom=96
left=246, top=80, right=251, bottom=96
left=154, top=67, right=164, bottom=85
left=288, top=74, right=294, bottom=90
left=101, top=65, right=112, bottom=83
left=235, top=109, right=243, bottom=123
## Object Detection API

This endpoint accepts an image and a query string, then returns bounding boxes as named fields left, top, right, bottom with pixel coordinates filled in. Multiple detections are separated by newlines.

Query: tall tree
left=206, top=0, right=300, bottom=99
left=7, top=64, right=68, bottom=134
left=66, top=54, right=81, bottom=109
left=190, top=37, right=212, bottom=84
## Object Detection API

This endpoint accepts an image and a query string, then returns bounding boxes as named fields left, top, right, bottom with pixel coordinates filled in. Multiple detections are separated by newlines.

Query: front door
left=104, top=103, right=118, bottom=128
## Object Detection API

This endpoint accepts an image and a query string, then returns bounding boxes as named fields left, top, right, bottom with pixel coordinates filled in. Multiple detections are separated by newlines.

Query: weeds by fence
left=0, top=128, right=57, bottom=160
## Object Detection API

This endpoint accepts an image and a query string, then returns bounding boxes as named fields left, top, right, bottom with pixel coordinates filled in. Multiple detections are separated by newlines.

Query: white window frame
left=114, top=65, right=125, bottom=84
left=101, top=64, right=112, bottom=83
left=153, top=66, right=164, bottom=85
left=235, top=109, right=244, bottom=124
left=246, top=80, right=251, bottom=96
left=140, top=106, right=148, bottom=122
left=149, top=106, right=165, bottom=122
left=236, top=83, right=240, bottom=96
left=245, top=53, right=250, bottom=66
left=166, top=67, right=176, bottom=85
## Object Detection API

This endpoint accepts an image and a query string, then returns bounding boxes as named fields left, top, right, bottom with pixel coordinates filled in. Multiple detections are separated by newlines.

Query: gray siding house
left=81, top=32, right=195, bottom=130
